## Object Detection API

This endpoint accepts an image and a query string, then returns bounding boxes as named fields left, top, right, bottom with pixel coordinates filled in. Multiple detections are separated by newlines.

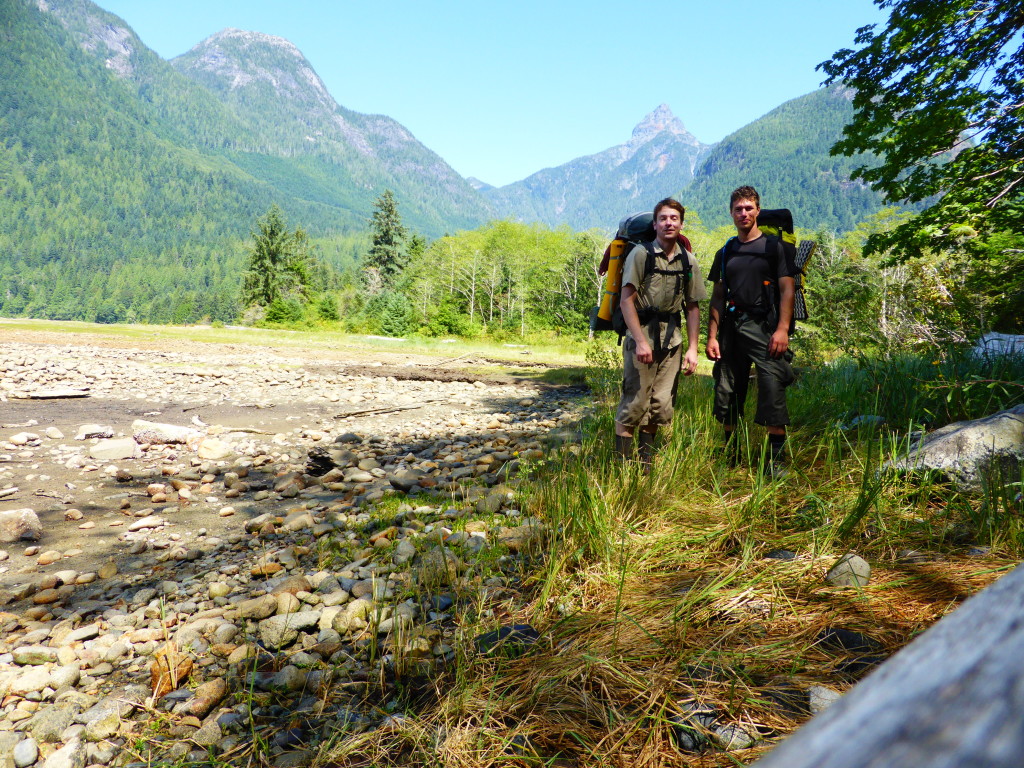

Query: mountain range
left=0, top=0, right=895, bottom=323
left=483, top=104, right=710, bottom=230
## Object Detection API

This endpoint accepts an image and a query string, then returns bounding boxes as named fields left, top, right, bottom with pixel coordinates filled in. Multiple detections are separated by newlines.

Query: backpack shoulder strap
left=639, top=240, right=692, bottom=304
left=720, top=237, right=738, bottom=283
left=642, top=241, right=657, bottom=281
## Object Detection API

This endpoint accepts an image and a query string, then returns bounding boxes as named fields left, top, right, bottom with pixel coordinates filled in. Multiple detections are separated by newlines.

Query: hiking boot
left=764, top=434, right=788, bottom=479
left=637, top=432, right=656, bottom=473
left=725, top=442, right=741, bottom=468
left=761, top=457, right=790, bottom=481
left=723, top=430, right=740, bottom=468
left=614, top=434, right=634, bottom=462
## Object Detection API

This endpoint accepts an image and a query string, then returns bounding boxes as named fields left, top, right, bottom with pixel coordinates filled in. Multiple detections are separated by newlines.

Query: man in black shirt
left=706, top=186, right=796, bottom=477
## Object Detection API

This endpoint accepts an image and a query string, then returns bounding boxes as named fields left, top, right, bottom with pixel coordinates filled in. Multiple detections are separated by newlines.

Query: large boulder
left=884, top=404, right=1024, bottom=491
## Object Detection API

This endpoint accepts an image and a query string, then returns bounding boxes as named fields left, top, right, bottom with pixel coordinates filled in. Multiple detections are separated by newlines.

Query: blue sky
left=99, top=0, right=888, bottom=187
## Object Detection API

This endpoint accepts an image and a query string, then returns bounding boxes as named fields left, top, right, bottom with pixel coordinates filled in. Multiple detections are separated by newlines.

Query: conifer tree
left=364, top=190, right=408, bottom=292
left=241, top=204, right=313, bottom=308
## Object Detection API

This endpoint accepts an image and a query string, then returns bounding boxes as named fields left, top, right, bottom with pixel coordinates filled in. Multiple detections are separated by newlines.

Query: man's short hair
left=729, top=186, right=760, bottom=209
left=654, top=198, right=685, bottom=220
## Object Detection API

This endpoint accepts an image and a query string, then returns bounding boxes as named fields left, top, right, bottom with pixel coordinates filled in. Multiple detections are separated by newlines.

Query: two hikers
left=612, top=187, right=797, bottom=476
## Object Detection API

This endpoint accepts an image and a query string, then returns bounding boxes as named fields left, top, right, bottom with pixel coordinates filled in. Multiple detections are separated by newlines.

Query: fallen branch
left=33, top=490, right=67, bottom=500
left=436, top=353, right=473, bottom=366
left=209, top=426, right=276, bottom=435
left=334, top=400, right=443, bottom=419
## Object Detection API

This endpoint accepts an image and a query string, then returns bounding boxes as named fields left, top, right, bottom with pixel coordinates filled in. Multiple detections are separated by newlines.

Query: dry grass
left=315, top=373, right=1019, bottom=767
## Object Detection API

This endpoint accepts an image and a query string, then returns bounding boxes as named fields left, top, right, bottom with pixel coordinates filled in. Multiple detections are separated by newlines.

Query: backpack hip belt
left=636, top=308, right=682, bottom=353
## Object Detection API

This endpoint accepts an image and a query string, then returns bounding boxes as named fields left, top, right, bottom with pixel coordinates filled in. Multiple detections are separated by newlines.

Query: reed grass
left=318, top=345, right=1024, bottom=767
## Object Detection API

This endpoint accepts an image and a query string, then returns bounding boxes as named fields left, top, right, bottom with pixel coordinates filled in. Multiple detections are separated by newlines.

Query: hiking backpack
left=591, top=211, right=693, bottom=341
left=720, top=208, right=814, bottom=327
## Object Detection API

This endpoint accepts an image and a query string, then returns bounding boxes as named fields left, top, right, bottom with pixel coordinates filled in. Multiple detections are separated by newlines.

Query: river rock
left=197, top=438, right=234, bottom=460
left=181, top=678, right=228, bottom=718
left=0, top=508, right=42, bottom=542
left=89, top=438, right=139, bottom=461
left=131, top=420, right=201, bottom=445
left=826, top=553, right=871, bottom=588
left=972, top=332, right=1024, bottom=359
left=258, top=610, right=321, bottom=650
left=388, top=470, right=423, bottom=492
left=808, top=685, right=843, bottom=714
left=42, top=737, right=86, bottom=768
left=13, top=645, right=59, bottom=665
left=29, top=705, right=76, bottom=743
left=13, top=738, right=38, bottom=768
left=75, top=425, right=112, bottom=440
left=416, top=548, right=460, bottom=588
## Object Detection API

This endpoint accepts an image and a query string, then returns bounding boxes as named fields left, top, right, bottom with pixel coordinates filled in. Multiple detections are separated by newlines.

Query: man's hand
left=634, top=338, right=654, bottom=365
left=682, top=347, right=698, bottom=375
left=706, top=338, right=721, bottom=360
left=768, top=328, right=789, bottom=358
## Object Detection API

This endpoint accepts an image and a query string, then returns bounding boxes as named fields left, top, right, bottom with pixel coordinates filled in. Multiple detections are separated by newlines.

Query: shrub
left=315, top=294, right=340, bottom=322
left=264, top=297, right=303, bottom=324
left=424, top=300, right=472, bottom=337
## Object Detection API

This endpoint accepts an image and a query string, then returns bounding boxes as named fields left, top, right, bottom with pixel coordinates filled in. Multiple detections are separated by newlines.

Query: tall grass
left=320, top=346, right=1024, bottom=767
left=791, top=348, right=1024, bottom=428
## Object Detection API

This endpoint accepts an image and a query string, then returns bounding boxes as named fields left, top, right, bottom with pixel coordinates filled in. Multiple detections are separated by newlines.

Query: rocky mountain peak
left=630, top=104, right=694, bottom=145
left=174, top=28, right=336, bottom=113
left=34, top=0, right=140, bottom=78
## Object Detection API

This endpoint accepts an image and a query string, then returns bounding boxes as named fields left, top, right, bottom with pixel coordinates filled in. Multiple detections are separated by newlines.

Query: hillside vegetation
left=0, top=0, right=485, bottom=324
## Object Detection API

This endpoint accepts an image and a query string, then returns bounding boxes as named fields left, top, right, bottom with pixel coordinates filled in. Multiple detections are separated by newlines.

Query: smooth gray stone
left=14, top=738, right=39, bottom=768
left=884, top=403, right=1024, bottom=491
left=826, top=554, right=871, bottom=588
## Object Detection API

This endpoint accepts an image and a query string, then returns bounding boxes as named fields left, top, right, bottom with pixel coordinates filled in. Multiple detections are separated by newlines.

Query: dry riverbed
left=0, top=329, right=589, bottom=768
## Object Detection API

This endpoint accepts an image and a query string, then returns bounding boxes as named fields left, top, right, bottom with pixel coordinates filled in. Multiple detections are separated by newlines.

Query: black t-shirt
left=709, top=234, right=796, bottom=314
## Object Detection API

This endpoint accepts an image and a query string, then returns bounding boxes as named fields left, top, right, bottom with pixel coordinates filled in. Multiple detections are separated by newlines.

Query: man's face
left=731, top=198, right=759, bottom=232
left=654, top=207, right=682, bottom=243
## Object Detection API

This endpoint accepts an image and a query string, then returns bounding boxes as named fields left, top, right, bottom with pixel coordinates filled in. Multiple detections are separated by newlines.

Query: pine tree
left=364, top=190, right=408, bottom=292
left=240, top=205, right=314, bottom=308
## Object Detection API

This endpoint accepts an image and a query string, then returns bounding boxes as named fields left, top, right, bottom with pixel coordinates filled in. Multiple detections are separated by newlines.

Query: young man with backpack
left=614, top=198, right=706, bottom=468
left=706, top=186, right=797, bottom=477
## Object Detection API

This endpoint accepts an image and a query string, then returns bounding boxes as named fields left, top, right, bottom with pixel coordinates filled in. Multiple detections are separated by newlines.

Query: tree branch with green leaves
left=819, top=0, right=1024, bottom=258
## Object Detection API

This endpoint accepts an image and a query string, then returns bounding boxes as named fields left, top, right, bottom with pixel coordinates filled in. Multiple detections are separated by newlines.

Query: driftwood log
left=8, top=388, right=90, bottom=399
left=755, top=563, right=1024, bottom=767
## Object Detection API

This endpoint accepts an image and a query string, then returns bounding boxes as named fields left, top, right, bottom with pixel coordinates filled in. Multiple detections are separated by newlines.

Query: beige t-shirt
left=621, top=240, right=707, bottom=349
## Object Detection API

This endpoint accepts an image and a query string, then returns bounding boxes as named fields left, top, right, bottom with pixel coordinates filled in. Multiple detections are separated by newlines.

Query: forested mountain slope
left=170, top=28, right=491, bottom=236
left=682, top=87, right=891, bottom=231
left=0, top=0, right=488, bottom=323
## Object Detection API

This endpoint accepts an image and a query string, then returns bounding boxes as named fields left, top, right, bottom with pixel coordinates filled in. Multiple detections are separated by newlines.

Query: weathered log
left=9, top=388, right=90, bottom=399
left=755, top=563, right=1024, bottom=768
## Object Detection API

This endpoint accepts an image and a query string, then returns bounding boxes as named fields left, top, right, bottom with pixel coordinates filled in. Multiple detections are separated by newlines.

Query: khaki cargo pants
left=615, top=337, right=681, bottom=430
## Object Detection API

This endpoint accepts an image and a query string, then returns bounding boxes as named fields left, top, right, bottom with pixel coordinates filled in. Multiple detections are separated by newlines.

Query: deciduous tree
left=820, top=0, right=1024, bottom=256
